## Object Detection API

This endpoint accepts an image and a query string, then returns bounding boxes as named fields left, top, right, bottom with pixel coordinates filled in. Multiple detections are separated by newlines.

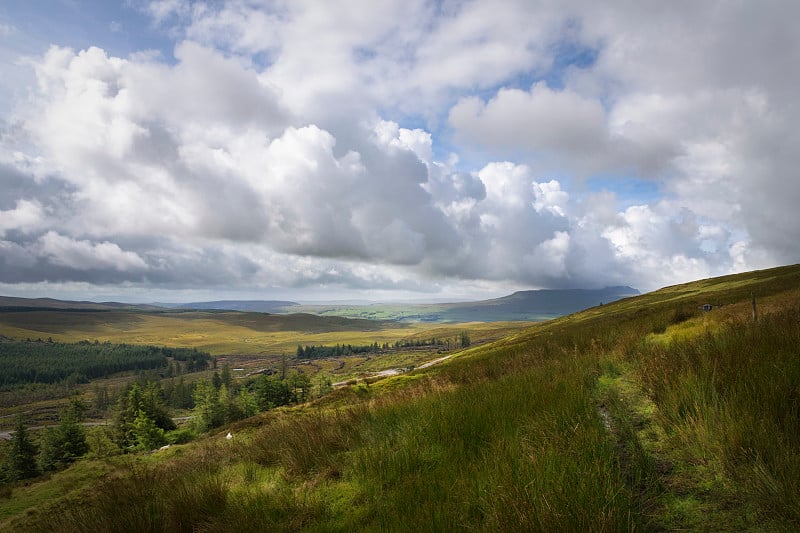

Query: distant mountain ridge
left=436, top=286, right=639, bottom=322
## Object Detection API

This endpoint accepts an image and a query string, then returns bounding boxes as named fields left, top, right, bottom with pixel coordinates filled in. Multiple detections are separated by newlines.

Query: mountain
left=436, top=286, right=640, bottom=322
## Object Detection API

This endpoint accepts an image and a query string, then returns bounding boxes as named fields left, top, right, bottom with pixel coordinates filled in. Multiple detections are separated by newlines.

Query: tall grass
left=345, top=351, right=637, bottom=531
left=635, top=307, right=800, bottom=526
left=21, top=339, right=644, bottom=532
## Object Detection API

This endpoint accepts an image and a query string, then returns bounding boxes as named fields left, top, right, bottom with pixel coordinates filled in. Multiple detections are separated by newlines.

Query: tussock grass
left=634, top=307, right=800, bottom=527
left=345, top=353, right=637, bottom=531
left=20, top=343, right=640, bottom=531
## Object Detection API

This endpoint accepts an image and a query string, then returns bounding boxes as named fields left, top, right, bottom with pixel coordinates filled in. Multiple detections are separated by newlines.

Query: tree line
left=0, top=339, right=211, bottom=386
left=297, top=343, right=379, bottom=359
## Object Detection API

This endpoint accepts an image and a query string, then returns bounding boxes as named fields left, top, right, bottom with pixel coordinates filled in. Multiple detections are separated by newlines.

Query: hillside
left=2, top=264, right=799, bottom=531
left=435, top=285, right=638, bottom=321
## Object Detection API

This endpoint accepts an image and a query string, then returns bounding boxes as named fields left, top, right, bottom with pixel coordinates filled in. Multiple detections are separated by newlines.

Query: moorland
left=0, top=264, right=799, bottom=531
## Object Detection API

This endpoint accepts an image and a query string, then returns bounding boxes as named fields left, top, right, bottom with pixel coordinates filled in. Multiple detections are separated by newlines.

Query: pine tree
left=237, top=387, right=259, bottom=418
left=114, top=382, right=175, bottom=448
left=288, top=371, right=312, bottom=403
left=192, top=379, right=224, bottom=431
left=315, top=374, right=333, bottom=399
left=460, top=331, right=471, bottom=348
left=131, top=409, right=165, bottom=451
left=39, top=400, right=89, bottom=471
left=2, top=416, right=38, bottom=481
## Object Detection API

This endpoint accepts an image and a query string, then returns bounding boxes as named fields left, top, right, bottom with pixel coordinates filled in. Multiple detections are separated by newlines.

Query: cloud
left=37, top=231, right=148, bottom=272
left=145, top=0, right=190, bottom=26
left=450, top=83, right=608, bottom=159
left=0, top=199, right=44, bottom=236
left=155, top=0, right=565, bottom=119
left=5, top=44, right=463, bottom=289
left=1, top=1, right=799, bottom=299
left=448, top=81, right=685, bottom=178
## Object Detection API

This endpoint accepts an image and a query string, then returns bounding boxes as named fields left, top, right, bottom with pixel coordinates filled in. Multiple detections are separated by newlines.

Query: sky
left=0, top=0, right=798, bottom=303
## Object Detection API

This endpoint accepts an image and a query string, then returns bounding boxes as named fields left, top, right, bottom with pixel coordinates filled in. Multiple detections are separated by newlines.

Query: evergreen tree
left=192, top=380, right=224, bottom=431
left=460, top=331, right=471, bottom=348
left=288, top=371, right=312, bottom=403
left=315, top=374, right=333, bottom=399
left=2, top=416, right=38, bottom=481
left=169, top=376, right=193, bottom=409
left=131, top=409, right=165, bottom=451
left=237, top=387, right=259, bottom=418
left=220, top=364, right=233, bottom=389
left=114, top=382, right=175, bottom=448
left=39, top=399, right=89, bottom=472
left=256, top=375, right=291, bottom=410
left=142, top=382, right=176, bottom=431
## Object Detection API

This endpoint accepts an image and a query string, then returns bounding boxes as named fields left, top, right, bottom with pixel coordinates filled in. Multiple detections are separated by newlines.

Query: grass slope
left=3, top=264, right=799, bottom=531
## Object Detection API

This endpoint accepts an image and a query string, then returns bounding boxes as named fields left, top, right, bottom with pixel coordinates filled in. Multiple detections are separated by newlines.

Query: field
left=1, top=264, right=799, bottom=531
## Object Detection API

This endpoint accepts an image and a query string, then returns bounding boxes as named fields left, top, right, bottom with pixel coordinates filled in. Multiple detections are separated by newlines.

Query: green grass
left=0, top=457, right=118, bottom=529
left=632, top=307, right=800, bottom=529
left=3, top=263, right=800, bottom=531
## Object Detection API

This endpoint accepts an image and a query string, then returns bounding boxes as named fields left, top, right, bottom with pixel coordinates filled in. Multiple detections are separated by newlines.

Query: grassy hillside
left=2, top=264, right=799, bottom=531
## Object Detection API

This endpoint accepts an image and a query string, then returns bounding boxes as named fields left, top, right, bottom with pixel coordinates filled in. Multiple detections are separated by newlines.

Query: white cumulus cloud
left=0, top=0, right=798, bottom=300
